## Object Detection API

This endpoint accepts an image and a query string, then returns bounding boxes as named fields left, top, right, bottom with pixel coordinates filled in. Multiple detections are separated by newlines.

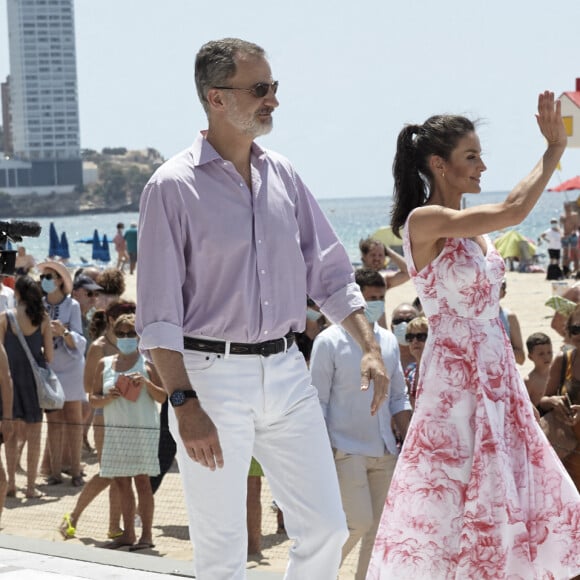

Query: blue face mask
left=41, top=278, right=57, bottom=294
left=393, top=321, right=409, bottom=346
left=116, top=337, right=138, bottom=355
left=364, top=300, right=385, bottom=324
left=306, top=308, right=322, bottom=321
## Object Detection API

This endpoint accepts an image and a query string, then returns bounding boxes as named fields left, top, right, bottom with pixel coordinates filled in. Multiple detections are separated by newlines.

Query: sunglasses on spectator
left=392, top=317, right=415, bottom=326
left=114, top=330, right=137, bottom=338
left=213, top=81, right=279, bottom=98
left=405, top=332, right=428, bottom=342
left=85, top=290, right=98, bottom=298
left=568, top=325, right=580, bottom=336
left=40, top=273, right=61, bottom=280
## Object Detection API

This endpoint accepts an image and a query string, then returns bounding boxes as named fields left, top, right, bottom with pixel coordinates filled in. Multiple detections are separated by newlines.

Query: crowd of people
left=1, top=36, right=580, bottom=580
left=0, top=255, right=180, bottom=554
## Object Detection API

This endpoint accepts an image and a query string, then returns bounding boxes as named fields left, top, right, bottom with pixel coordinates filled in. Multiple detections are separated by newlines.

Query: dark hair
left=355, top=267, right=386, bottom=291
left=88, top=299, right=136, bottom=340
left=117, top=223, right=124, bottom=229
left=359, top=237, right=386, bottom=257
left=15, top=275, right=45, bottom=327
left=96, top=268, right=125, bottom=297
left=391, top=115, right=476, bottom=236
left=525, top=332, right=551, bottom=354
left=195, top=38, right=265, bottom=114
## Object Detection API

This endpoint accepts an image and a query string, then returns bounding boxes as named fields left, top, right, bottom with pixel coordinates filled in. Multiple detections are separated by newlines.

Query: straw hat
left=37, top=261, right=73, bottom=295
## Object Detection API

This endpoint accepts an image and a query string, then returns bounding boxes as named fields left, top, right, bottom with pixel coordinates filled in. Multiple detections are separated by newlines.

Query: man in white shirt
left=310, top=268, right=412, bottom=580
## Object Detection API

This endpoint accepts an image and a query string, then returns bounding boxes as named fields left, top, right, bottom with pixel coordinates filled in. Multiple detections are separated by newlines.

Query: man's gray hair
left=195, top=38, right=266, bottom=114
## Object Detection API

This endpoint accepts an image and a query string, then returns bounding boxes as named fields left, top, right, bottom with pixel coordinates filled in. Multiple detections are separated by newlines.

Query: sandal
left=71, top=476, right=85, bottom=487
left=128, top=541, right=155, bottom=552
left=43, top=476, right=63, bottom=486
left=59, top=514, right=76, bottom=539
left=107, top=530, right=124, bottom=539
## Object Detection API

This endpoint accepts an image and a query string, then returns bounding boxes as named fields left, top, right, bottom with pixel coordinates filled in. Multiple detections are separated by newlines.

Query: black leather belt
left=183, top=332, right=295, bottom=357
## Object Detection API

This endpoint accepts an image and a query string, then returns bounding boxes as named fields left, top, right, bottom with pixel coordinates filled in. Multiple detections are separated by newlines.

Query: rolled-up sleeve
left=292, top=170, right=364, bottom=322
left=136, top=174, right=187, bottom=357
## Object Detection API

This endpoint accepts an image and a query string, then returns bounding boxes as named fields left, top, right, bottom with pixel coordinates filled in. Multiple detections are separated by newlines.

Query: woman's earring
left=441, top=172, right=445, bottom=179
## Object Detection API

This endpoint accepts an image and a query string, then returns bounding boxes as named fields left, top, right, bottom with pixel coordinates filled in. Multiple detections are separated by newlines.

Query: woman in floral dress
left=368, top=92, right=580, bottom=579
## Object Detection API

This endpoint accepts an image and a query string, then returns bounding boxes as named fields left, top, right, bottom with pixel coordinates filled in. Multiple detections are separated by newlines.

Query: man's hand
left=360, top=350, right=389, bottom=416
left=175, top=402, right=224, bottom=470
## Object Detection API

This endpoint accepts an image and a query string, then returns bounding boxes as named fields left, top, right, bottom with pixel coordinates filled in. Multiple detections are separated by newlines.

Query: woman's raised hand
left=536, top=90, right=567, bottom=148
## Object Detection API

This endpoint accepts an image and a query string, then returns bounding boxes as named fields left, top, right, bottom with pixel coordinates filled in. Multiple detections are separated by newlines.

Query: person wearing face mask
left=37, top=261, right=87, bottom=488
left=310, top=268, right=412, bottom=580
left=60, top=314, right=166, bottom=551
left=389, top=303, right=419, bottom=373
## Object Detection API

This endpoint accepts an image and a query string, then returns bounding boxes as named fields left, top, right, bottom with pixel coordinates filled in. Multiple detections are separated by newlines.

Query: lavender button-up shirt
left=136, top=132, right=364, bottom=356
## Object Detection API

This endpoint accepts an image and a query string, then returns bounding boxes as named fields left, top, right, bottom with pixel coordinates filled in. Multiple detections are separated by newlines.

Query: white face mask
left=392, top=321, right=409, bottom=346
left=306, top=308, right=322, bottom=321
left=364, top=300, right=385, bottom=324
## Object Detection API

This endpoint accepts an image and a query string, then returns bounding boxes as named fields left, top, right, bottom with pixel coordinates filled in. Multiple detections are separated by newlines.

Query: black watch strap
left=169, top=389, right=198, bottom=407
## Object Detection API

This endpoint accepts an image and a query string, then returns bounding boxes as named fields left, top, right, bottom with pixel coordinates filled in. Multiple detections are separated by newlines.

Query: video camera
left=0, top=220, right=42, bottom=275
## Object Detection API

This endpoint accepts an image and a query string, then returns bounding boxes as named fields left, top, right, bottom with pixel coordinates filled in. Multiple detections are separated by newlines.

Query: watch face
left=170, top=391, right=186, bottom=407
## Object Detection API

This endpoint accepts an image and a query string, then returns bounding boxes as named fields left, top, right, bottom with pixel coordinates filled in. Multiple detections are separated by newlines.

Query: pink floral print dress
left=368, top=221, right=580, bottom=579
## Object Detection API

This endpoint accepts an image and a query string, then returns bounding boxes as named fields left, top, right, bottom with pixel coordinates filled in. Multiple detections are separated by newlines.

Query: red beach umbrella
left=548, top=176, right=580, bottom=192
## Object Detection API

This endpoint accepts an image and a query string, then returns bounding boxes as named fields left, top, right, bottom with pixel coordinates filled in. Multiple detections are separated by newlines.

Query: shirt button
left=264, top=330, right=269, bottom=335
left=260, top=269, right=265, bottom=274
left=264, top=301, right=269, bottom=306
left=239, top=182, right=244, bottom=187
left=258, top=239, right=262, bottom=244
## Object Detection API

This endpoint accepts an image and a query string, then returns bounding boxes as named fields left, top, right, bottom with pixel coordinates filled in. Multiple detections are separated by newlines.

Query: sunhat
left=37, top=260, right=73, bottom=295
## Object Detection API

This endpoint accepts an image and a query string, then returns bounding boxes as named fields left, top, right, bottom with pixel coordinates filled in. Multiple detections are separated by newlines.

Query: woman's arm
left=409, top=93, right=566, bottom=245
left=41, top=316, right=54, bottom=364
left=507, top=311, right=525, bottom=365
left=83, top=341, right=103, bottom=394
left=89, top=358, right=120, bottom=408
left=137, top=362, right=167, bottom=404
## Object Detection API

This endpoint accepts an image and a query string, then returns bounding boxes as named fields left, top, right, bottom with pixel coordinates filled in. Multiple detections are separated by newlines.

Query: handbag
left=540, top=348, right=577, bottom=460
left=7, top=311, right=65, bottom=410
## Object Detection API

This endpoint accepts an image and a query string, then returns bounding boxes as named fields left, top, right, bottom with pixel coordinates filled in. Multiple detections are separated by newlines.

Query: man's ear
left=206, top=88, right=225, bottom=111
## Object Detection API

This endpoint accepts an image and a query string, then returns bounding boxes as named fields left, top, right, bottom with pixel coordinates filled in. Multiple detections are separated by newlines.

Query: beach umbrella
left=91, top=229, right=102, bottom=261
left=58, top=232, right=70, bottom=260
left=370, top=226, right=403, bottom=248
left=100, top=234, right=111, bottom=263
left=493, top=230, right=536, bottom=260
left=48, top=222, right=60, bottom=258
left=548, top=176, right=580, bottom=192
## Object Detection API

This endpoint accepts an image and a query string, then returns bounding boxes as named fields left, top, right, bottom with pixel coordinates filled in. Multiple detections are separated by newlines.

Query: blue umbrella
left=49, top=222, right=60, bottom=258
left=59, top=232, right=70, bottom=260
left=101, top=234, right=111, bottom=263
left=91, top=229, right=102, bottom=261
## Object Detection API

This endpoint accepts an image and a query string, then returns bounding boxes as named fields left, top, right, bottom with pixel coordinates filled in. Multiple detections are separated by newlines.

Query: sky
left=1, top=0, right=580, bottom=199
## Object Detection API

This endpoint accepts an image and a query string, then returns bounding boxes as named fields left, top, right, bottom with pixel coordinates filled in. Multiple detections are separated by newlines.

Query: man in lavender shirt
left=136, top=38, right=389, bottom=580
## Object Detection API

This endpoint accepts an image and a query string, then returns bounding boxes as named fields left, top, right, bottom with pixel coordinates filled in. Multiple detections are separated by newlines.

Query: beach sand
left=0, top=268, right=566, bottom=578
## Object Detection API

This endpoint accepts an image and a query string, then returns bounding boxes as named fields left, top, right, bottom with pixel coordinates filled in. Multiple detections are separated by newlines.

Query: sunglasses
left=392, top=317, right=415, bottom=326
left=115, top=330, right=137, bottom=338
left=86, top=290, right=98, bottom=298
left=40, top=273, right=61, bottom=281
left=213, top=81, right=279, bottom=98
left=568, top=325, right=580, bottom=336
left=405, top=332, right=428, bottom=343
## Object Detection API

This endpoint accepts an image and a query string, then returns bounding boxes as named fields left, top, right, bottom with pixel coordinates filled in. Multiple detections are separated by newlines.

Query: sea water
left=5, top=190, right=573, bottom=268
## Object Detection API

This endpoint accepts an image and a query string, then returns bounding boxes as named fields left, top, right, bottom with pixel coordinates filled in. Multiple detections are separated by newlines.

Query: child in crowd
left=523, top=332, right=553, bottom=408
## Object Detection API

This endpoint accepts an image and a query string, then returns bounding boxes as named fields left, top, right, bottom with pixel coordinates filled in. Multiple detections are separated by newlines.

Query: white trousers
left=169, top=343, right=348, bottom=580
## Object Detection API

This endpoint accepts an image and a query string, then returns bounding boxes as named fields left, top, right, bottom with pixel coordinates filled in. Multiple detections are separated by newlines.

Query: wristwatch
left=169, top=389, right=198, bottom=407
left=63, top=330, right=70, bottom=337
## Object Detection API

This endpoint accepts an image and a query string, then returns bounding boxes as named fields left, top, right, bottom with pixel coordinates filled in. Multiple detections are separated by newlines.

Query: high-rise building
left=0, top=0, right=82, bottom=194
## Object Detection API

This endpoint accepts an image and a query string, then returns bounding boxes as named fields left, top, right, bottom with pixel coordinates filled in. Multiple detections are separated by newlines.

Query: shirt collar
left=191, top=131, right=268, bottom=167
